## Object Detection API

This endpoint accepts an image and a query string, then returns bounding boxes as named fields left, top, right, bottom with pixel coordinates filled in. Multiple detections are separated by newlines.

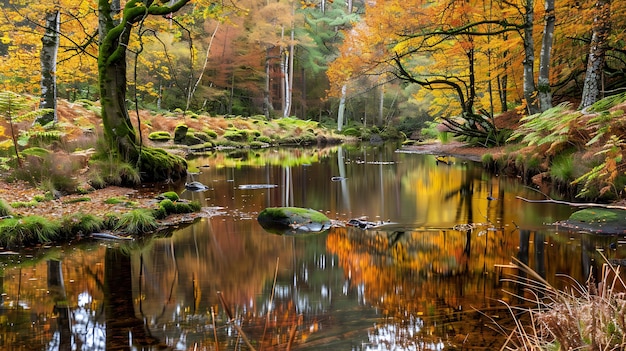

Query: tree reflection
left=47, top=260, right=71, bottom=351
left=104, top=247, right=163, bottom=350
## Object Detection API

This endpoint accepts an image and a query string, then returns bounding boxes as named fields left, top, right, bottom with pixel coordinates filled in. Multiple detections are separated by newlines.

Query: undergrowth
left=500, top=256, right=626, bottom=350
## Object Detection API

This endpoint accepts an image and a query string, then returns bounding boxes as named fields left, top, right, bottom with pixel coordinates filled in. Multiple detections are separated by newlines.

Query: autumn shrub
left=11, top=152, right=81, bottom=194
left=501, top=259, right=626, bottom=351
left=115, top=209, right=158, bottom=234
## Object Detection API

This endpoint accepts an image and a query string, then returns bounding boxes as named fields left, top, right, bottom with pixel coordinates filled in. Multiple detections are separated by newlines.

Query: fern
left=508, top=103, right=584, bottom=155
left=574, top=135, right=626, bottom=199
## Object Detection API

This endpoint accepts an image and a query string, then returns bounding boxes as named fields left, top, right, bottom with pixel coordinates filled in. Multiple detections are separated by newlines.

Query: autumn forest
left=0, top=0, right=623, bottom=126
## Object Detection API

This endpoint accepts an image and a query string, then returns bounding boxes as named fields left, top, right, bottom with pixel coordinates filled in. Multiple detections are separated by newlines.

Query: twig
left=211, top=306, right=219, bottom=351
left=261, top=257, right=280, bottom=349
left=516, top=196, right=626, bottom=210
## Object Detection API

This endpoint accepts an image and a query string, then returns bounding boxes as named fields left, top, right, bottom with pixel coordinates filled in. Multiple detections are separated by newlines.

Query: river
left=0, top=143, right=621, bottom=350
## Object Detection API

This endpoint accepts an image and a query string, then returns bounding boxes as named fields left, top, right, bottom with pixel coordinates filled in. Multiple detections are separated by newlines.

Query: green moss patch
left=559, top=208, right=626, bottom=234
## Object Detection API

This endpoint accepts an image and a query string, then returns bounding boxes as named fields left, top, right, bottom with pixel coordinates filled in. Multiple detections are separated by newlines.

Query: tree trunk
left=97, top=0, right=188, bottom=182
left=523, top=0, right=540, bottom=114
left=537, top=0, right=555, bottom=112
left=378, top=84, right=384, bottom=125
left=37, top=10, right=60, bottom=125
left=337, top=84, right=347, bottom=131
left=580, top=0, right=611, bottom=109
left=264, top=47, right=273, bottom=119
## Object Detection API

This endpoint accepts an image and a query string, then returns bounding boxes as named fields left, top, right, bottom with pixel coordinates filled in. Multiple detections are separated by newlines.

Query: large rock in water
left=557, top=208, right=626, bottom=234
left=257, top=207, right=331, bottom=235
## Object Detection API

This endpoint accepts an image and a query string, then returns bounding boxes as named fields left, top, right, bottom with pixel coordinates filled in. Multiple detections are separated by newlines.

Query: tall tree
left=97, top=0, right=189, bottom=181
left=537, top=0, right=556, bottom=111
left=37, top=10, right=60, bottom=125
left=580, top=0, right=611, bottom=109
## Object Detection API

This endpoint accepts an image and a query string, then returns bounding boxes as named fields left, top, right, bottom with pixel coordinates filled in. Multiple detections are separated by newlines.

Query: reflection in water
left=1, top=144, right=625, bottom=350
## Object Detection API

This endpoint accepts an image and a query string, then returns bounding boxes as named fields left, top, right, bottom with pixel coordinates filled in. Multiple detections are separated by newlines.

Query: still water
left=1, top=143, right=623, bottom=350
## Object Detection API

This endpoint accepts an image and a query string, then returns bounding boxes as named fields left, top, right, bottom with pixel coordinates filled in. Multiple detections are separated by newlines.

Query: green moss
left=256, top=135, right=272, bottom=143
left=11, top=200, right=39, bottom=208
left=159, top=191, right=180, bottom=201
left=173, top=124, right=189, bottom=142
left=204, top=129, right=218, bottom=139
left=159, top=199, right=177, bottom=213
left=569, top=208, right=621, bottom=223
left=258, top=207, right=330, bottom=225
left=148, top=131, right=171, bottom=141
left=104, top=197, right=126, bottom=204
left=223, top=129, right=248, bottom=142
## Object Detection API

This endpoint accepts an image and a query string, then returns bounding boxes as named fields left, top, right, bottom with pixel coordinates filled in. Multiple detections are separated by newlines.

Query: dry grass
left=500, top=255, right=626, bottom=350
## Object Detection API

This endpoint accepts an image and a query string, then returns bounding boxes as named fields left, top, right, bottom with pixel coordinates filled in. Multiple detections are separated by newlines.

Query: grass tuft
left=500, top=256, right=626, bottom=350
left=115, top=209, right=158, bottom=234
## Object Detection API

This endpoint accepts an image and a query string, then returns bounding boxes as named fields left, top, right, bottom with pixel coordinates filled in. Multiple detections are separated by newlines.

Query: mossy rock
left=223, top=130, right=247, bottom=142
left=257, top=207, right=331, bottom=235
left=173, top=124, right=189, bottom=142
left=558, top=208, right=626, bottom=234
left=138, top=147, right=187, bottom=182
left=158, top=191, right=180, bottom=202
left=148, top=131, right=171, bottom=141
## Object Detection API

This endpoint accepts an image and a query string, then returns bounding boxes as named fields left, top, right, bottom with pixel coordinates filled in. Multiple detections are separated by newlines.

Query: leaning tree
left=98, top=0, right=192, bottom=182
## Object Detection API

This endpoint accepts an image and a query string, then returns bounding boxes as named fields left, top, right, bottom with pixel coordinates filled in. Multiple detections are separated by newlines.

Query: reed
left=500, top=255, right=626, bottom=350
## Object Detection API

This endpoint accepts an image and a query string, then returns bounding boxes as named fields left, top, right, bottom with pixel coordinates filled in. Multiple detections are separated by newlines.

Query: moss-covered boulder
left=257, top=207, right=331, bottom=235
left=557, top=208, right=626, bottom=234
left=148, top=131, right=171, bottom=141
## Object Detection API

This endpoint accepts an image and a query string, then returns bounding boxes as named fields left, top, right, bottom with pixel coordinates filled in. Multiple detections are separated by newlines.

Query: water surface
left=1, top=143, right=623, bottom=350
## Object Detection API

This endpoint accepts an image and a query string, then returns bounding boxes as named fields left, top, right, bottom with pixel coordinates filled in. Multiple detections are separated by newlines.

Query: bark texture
left=580, top=0, right=611, bottom=109
left=38, top=10, right=60, bottom=125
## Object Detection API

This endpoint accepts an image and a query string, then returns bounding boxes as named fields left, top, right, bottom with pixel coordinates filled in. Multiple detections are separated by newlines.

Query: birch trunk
left=522, top=0, right=540, bottom=114
left=537, top=0, right=555, bottom=112
left=337, top=84, right=347, bottom=131
left=37, top=10, right=60, bottom=125
left=580, top=0, right=611, bottom=109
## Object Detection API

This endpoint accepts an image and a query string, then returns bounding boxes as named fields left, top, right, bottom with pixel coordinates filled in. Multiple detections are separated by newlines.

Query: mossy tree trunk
left=98, top=0, right=190, bottom=181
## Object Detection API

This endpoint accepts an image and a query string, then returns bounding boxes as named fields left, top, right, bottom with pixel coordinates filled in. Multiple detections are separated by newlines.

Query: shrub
left=0, top=198, right=12, bottom=217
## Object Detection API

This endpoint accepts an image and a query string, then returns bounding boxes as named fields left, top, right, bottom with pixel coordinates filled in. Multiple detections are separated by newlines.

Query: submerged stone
left=558, top=208, right=626, bottom=234
left=257, top=207, right=331, bottom=235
